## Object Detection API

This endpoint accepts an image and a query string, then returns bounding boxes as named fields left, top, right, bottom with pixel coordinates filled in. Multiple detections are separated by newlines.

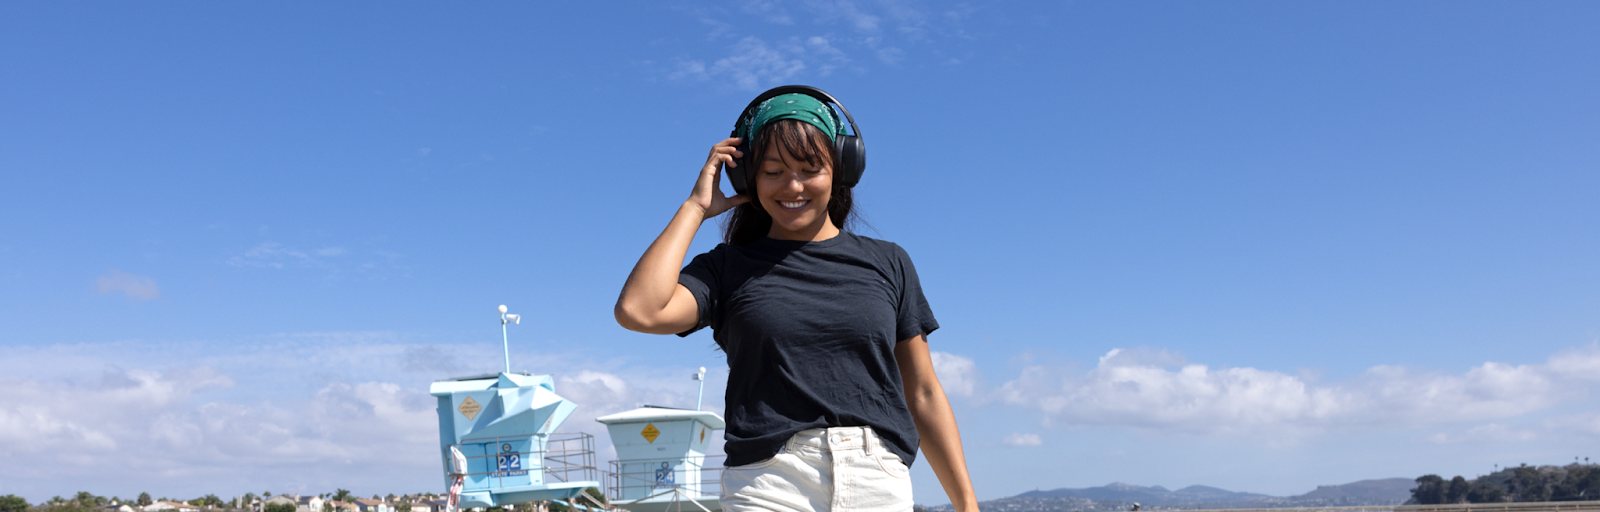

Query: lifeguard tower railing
left=605, top=454, right=725, bottom=502
left=449, top=432, right=600, bottom=490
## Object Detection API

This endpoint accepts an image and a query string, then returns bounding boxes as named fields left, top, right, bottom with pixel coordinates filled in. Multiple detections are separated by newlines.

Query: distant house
left=104, top=504, right=136, bottom=512
left=295, top=496, right=325, bottom=512
left=326, top=501, right=358, bottom=512
left=140, top=499, right=195, bottom=512
left=420, top=500, right=448, bottom=512
left=144, top=502, right=197, bottom=512
left=352, top=500, right=392, bottom=512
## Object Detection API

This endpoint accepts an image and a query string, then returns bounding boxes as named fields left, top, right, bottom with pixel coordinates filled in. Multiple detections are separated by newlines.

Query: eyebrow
left=763, top=152, right=824, bottom=165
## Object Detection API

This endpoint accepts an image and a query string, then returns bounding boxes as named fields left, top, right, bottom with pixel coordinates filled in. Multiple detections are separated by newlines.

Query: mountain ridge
left=1017, top=482, right=1274, bottom=505
left=928, top=478, right=1416, bottom=512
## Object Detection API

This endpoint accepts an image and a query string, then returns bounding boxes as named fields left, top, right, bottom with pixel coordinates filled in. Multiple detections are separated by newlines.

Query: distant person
left=615, top=85, right=978, bottom=512
left=1131, top=503, right=1141, bottom=511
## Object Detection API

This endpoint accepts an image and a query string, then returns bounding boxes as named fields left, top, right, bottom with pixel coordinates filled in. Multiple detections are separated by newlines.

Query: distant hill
left=1017, top=483, right=1273, bottom=505
left=928, top=478, right=1414, bottom=512
left=1288, top=478, right=1415, bottom=505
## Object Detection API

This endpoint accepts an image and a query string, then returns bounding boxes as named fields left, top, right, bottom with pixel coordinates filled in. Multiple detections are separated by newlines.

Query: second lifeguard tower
left=598, top=407, right=725, bottom=512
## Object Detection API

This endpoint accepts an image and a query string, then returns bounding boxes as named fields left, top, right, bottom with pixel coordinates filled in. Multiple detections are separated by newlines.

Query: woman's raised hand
left=687, top=137, right=750, bottom=219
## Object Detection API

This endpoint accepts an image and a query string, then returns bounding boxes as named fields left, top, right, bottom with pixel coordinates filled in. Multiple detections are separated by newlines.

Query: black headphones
left=725, top=85, right=865, bottom=196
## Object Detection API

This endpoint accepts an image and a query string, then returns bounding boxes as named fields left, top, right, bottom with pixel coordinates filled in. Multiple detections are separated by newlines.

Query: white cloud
left=667, top=33, right=857, bottom=90
left=1545, top=412, right=1600, bottom=437
left=875, top=46, right=904, bottom=65
left=1427, top=423, right=1538, bottom=444
left=0, top=366, right=235, bottom=460
left=805, top=0, right=881, bottom=32
left=0, top=336, right=728, bottom=501
left=997, top=346, right=1599, bottom=437
left=227, top=243, right=349, bottom=268
left=1548, top=344, right=1600, bottom=380
left=740, top=0, right=794, bottom=25
left=1002, top=433, right=1042, bottom=446
left=657, top=0, right=977, bottom=87
left=803, top=36, right=850, bottom=76
left=931, top=351, right=978, bottom=398
left=675, top=36, right=807, bottom=91
left=227, top=242, right=405, bottom=278
left=228, top=242, right=320, bottom=269
left=96, top=270, right=160, bottom=300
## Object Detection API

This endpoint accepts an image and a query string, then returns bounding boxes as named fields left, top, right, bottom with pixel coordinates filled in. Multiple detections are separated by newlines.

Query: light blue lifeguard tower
left=430, top=306, right=601, bottom=508
left=597, top=406, right=726, bottom=512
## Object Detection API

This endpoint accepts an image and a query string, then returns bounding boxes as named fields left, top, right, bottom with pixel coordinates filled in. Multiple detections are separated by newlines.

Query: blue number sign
left=654, top=461, right=675, bottom=488
left=496, top=443, right=527, bottom=476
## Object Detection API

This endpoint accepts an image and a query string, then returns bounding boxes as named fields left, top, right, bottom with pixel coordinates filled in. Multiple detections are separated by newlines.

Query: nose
left=784, top=173, right=805, bottom=193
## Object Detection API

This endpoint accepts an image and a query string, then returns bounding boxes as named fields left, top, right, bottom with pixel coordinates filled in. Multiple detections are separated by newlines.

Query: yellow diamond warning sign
left=641, top=423, right=660, bottom=443
left=458, top=396, right=482, bottom=420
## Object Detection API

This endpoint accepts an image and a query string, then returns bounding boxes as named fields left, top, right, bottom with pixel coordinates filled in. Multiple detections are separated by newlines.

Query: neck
left=768, top=215, right=841, bottom=242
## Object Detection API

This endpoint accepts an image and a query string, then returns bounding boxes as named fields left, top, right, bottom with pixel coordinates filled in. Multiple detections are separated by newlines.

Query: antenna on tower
left=498, top=305, right=520, bottom=374
left=693, top=367, right=707, bottom=411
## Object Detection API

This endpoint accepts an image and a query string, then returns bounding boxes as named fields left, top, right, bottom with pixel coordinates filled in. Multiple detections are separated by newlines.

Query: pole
left=501, top=317, right=512, bottom=374
left=695, top=367, right=707, bottom=411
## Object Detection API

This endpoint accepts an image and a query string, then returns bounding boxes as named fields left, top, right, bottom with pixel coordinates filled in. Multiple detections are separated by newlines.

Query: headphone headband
left=733, top=85, right=863, bottom=141
left=726, top=85, right=866, bottom=195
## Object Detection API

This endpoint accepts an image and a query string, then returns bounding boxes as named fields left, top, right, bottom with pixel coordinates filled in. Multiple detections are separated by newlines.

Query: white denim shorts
left=720, top=426, right=913, bottom=512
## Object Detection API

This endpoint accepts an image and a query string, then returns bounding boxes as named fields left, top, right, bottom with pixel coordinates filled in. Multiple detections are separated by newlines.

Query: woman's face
left=756, top=137, right=834, bottom=241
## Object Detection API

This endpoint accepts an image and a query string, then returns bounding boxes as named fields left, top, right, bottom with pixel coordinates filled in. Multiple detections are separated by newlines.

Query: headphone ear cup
left=834, top=134, right=866, bottom=188
left=727, top=139, right=751, bottom=195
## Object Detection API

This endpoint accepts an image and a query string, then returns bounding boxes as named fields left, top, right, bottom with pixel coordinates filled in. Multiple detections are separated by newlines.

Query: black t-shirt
left=677, top=232, right=939, bottom=467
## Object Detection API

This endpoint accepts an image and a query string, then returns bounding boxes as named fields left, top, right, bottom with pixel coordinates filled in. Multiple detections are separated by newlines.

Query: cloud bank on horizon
left=3, top=337, right=1596, bottom=503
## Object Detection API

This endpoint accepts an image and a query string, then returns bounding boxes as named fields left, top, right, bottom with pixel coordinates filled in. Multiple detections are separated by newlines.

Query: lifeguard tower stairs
left=431, top=372, right=602, bottom=508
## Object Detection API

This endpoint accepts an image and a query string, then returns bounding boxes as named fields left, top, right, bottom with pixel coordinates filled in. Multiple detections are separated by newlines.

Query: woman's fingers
left=691, top=138, right=747, bottom=218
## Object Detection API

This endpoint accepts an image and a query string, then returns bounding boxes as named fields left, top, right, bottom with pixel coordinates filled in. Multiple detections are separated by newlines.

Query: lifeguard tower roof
left=596, top=406, right=726, bottom=429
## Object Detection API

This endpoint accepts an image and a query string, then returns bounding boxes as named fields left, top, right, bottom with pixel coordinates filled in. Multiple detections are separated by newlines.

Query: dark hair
left=723, top=119, right=855, bottom=245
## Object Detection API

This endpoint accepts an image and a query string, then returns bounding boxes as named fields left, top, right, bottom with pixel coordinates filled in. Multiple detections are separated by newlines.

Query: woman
left=614, top=87, right=978, bottom=512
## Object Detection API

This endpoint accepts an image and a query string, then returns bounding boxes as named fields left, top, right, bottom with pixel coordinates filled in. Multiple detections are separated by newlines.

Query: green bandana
left=744, top=93, right=842, bottom=143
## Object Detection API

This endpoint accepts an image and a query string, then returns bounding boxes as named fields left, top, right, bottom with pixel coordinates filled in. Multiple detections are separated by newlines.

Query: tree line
left=1410, top=461, right=1600, bottom=504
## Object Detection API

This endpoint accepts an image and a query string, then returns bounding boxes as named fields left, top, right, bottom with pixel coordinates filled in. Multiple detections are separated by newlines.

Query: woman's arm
left=896, top=334, right=980, bottom=512
left=614, top=138, right=748, bottom=335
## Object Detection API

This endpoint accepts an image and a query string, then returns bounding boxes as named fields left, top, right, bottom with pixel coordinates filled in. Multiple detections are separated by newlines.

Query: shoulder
left=835, top=232, right=918, bottom=275
left=684, top=243, right=735, bottom=275
left=692, top=242, right=737, bottom=260
left=839, top=232, right=906, bottom=255
left=839, top=232, right=914, bottom=261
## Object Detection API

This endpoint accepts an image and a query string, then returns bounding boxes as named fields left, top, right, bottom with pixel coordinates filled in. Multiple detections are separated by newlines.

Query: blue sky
left=3, top=0, right=1599, bottom=506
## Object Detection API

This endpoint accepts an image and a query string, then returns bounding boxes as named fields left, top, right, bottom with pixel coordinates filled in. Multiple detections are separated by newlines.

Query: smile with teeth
left=779, top=200, right=809, bottom=210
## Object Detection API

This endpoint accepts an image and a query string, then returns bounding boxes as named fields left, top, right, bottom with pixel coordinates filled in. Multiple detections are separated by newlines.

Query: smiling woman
left=614, top=86, right=980, bottom=512
left=722, top=118, right=855, bottom=245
